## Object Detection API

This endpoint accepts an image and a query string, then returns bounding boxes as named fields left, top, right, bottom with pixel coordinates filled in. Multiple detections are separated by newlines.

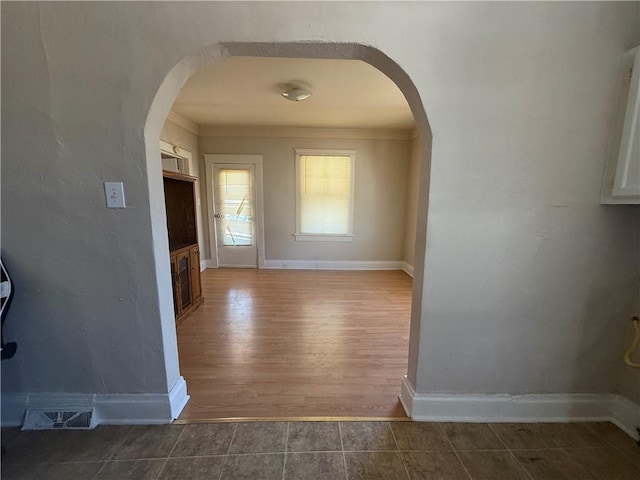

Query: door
left=212, top=164, right=258, bottom=267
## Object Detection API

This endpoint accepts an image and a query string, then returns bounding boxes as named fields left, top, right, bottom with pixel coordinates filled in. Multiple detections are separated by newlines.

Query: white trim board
left=400, top=376, right=640, bottom=440
left=402, top=262, right=414, bottom=277
left=611, top=395, right=640, bottom=440
left=200, top=259, right=218, bottom=271
left=263, top=260, right=403, bottom=270
left=167, top=111, right=199, bottom=136
left=200, top=258, right=218, bottom=271
left=1, top=377, right=189, bottom=427
left=198, top=125, right=414, bottom=140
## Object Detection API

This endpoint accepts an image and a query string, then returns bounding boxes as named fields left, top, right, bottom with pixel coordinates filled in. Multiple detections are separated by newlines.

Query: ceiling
left=171, top=56, right=415, bottom=130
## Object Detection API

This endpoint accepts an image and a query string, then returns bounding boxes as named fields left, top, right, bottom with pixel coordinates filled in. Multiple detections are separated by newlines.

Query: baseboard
left=168, top=376, right=190, bottom=420
left=399, top=375, right=416, bottom=417
left=262, top=260, right=403, bottom=270
left=399, top=376, right=639, bottom=439
left=610, top=394, right=640, bottom=440
left=201, top=259, right=217, bottom=271
left=1, top=393, right=29, bottom=427
left=402, top=262, right=414, bottom=277
left=219, top=264, right=259, bottom=268
left=1, top=376, right=190, bottom=427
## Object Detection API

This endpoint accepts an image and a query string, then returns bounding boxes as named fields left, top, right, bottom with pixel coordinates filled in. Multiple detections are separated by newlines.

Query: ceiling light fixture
left=281, top=84, right=312, bottom=102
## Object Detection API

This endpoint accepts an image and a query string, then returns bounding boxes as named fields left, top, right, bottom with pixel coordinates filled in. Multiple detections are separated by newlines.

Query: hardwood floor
left=176, top=269, right=412, bottom=421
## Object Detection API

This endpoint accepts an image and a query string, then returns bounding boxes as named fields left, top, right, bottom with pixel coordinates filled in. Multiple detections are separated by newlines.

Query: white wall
left=199, top=128, right=411, bottom=263
left=160, top=117, right=206, bottom=255
left=1, top=2, right=638, bottom=417
left=413, top=3, right=640, bottom=396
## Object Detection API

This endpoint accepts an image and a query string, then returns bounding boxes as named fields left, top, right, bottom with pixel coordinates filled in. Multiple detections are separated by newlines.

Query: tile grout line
left=612, top=443, right=640, bottom=467
left=90, top=461, right=108, bottom=480
left=506, top=449, right=535, bottom=480
left=10, top=447, right=516, bottom=466
left=218, top=423, right=238, bottom=480
left=102, top=426, right=133, bottom=464
left=90, top=426, right=137, bottom=480
left=439, top=423, right=473, bottom=480
left=17, top=445, right=634, bottom=464
left=154, top=425, right=186, bottom=480
left=487, top=423, right=509, bottom=450
left=282, top=422, right=289, bottom=480
left=388, top=422, right=410, bottom=480
left=105, top=426, right=135, bottom=462
left=487, top=424, right=539, bottom=480
left=586, top=423, right=629, bottom=452
left=338, top=422, right=349, bottom=480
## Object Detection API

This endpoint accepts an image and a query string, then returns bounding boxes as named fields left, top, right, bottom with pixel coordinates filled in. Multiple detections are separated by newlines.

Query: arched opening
left=144, top=43, right=432, bottom=420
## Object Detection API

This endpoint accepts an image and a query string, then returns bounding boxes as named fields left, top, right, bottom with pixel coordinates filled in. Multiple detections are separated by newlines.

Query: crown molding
left=167, top=111, right=199, bottom=136
left=198, top=125, right=415, bottom=141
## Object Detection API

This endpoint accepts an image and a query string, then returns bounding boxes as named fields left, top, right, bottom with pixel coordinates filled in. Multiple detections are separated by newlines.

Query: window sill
left=294, top=234, right=354, bottom=243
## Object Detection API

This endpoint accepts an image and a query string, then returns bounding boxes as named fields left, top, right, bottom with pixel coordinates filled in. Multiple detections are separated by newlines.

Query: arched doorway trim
left=144, top=42, right=432, bottom=419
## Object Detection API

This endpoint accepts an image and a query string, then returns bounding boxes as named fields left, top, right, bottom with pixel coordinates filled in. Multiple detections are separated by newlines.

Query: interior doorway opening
left=145, top=42, right=432, bottom=421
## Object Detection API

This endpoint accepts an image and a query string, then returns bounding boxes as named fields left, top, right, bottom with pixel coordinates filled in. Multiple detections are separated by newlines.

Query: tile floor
left=1, top=421, right=639, bottom=479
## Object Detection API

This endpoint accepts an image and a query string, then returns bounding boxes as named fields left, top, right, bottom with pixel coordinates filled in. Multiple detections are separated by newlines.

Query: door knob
left=214, top=213, right=221, bottom=218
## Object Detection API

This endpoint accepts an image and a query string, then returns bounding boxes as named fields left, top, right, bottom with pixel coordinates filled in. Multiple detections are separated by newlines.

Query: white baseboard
left=611, top=394, right=640, bottom=440
left=201, top=259, right=217, bottom=271
left=402, top=262, right=414, bottom=277
left=1, top=376, right=190, bottom=427
left=400, top=376, right=640, bottom=440
left=1, top=393, right=29, bottom=427
left=262, top=260, right=403, bottom=270
left=168, top=376, right=190, bottom=420
left=399, top=375, right=416, bottom=417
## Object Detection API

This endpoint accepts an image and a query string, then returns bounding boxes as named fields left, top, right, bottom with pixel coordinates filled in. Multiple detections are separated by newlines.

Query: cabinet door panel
left=170, top=254, right=181, bottom=317
left=190, top=246, right=201, bottom=301
left=177, top=252, right=191, bottom=311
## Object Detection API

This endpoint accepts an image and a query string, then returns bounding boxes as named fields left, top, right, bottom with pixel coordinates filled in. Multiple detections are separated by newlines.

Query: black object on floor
left=1, top=258, right=17, bottom=360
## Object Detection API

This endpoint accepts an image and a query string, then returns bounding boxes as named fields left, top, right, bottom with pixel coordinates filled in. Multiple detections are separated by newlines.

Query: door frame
left=204, top=154, right=266, bottom=268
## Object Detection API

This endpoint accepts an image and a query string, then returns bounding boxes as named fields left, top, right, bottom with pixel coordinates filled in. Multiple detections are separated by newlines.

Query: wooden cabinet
left=169, top=244, right=203, bottom=324
left=163, top=168, right=203, bottom=325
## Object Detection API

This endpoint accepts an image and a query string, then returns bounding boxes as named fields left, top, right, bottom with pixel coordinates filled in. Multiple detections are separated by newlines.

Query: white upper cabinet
left=601, top=46, right=640, bottom=204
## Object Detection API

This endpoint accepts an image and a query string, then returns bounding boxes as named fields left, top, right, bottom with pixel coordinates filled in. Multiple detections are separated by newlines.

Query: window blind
left=299, top=155, right=352, bottom=235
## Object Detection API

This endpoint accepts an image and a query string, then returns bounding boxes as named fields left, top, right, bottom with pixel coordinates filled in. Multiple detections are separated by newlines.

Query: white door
left=212, top=164, right=258, bottom=267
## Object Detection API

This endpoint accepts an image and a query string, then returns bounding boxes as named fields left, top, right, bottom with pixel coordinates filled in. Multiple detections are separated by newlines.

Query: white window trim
left=294, top=148, right=356, bottom=242
left=160, top=140, right=193, bottom=175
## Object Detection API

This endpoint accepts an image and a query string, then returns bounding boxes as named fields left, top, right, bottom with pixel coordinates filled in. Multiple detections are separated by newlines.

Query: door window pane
left=218, top=169, right=254, bottom=246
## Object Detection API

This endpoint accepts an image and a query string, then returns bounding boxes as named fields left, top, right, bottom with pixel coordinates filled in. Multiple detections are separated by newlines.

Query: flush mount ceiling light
left=281, top=84, right=312, bottom=102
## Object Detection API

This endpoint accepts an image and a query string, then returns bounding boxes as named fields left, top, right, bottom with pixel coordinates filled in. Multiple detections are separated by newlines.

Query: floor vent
left=22, top=409, right=96, bottom=430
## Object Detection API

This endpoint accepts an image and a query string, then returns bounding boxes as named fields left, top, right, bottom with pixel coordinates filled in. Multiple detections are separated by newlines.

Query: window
left=295, top=149, right=356, bottom=242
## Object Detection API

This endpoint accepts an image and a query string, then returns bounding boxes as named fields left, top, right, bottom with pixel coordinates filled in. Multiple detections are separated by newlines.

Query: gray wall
left=616, top=290, right=640, bottom=401
left=199, top=130, right=411, bottom=262
left=1, top=2, right=638, bottom=406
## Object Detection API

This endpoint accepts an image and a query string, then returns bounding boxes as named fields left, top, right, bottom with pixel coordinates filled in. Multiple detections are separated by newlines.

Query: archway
left=144, top=42, right=432, bottom=419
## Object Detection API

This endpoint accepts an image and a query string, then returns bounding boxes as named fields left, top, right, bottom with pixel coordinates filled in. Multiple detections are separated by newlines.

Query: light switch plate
left=104, top=182, right=126, bottom=208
